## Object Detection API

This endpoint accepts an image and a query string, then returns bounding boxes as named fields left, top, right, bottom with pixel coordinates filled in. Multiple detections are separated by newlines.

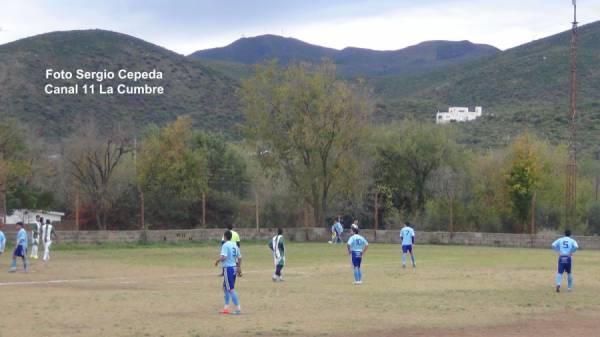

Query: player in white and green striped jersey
left=268, top=228, right=285, bottom=282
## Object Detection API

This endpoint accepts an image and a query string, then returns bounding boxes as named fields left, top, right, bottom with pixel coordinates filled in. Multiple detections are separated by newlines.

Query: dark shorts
left=13, top=245, right=26, bottom=258
left=351, top=251, right=362, bottom=268
left=223, top=266, right=236, bottom=291
left=558, top=256, right=572, bottom=274
left=402, top=244, right=413, bottom=253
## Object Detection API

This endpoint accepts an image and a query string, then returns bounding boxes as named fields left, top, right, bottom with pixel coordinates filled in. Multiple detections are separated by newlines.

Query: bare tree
left=65, top=120, right=132, bottom=229
left=429, top=166, right=461, bottom=235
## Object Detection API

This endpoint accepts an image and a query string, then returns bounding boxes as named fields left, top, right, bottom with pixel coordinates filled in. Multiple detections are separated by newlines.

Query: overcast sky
left=1, top=0, right=599, bottom=54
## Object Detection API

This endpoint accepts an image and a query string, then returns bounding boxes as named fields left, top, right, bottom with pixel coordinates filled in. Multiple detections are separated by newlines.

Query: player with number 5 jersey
left=551, top=229, right=579, bottom=293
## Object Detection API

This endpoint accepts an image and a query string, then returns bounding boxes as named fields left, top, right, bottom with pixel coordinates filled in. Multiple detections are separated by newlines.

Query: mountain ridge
left=190, top=34, right=499, bottom=77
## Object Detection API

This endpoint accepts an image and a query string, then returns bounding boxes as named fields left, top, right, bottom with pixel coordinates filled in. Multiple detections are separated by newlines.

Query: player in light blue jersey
left=0, top=229, right=6, bottom=257
left=9, top=222, right=28, bottom=273
left=551, top=229, right=579, bottom=293
left=214, top=230, right=242, bottom=314
left=399, top=222, right=416, bottom=268
left=347, top=224, right=368, bottom=284
left=333, top=217, right=344, bottom=244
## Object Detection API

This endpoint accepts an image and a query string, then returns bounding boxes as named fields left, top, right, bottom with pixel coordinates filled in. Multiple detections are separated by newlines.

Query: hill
left=190, top=34, right=499, bottom=77
left=371, top=20, right=600, bottom=152
left=0, top=30, right=241, bottom=137
left=2, top=25, right=598, bottom=153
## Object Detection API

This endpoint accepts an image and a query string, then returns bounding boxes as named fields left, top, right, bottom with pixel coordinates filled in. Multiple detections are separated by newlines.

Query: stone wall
left=3, top=228, right=600, bottom=249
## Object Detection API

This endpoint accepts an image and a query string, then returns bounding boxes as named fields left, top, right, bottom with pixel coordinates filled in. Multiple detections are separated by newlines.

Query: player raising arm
left=347, top=224, right=368, bottom=284
left=551, top=229, right=579, bottom=293
left=214, top=230, right=242, bottom=315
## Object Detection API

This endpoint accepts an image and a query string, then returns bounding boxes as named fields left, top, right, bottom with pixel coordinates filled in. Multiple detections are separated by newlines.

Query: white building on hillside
left=436, top=106, right=482, bottom=124
left=6, top=209, right=65, bottom=225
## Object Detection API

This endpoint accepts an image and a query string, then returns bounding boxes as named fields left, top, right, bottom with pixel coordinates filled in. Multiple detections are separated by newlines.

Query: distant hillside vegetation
left=0, top=30, right=241, bottom=137
left=190, top=34, right=499, bottom=77
left=1, top=24, right=598, bottom=153
left=371, top=21, right=600, bottom=152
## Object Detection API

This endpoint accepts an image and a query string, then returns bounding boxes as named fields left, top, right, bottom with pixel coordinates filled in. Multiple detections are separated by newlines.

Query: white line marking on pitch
left=0, top=276, right=129, bottom=287
left=0, top=261, right=401, bottom=287
left=0, top=268, right=278, bottom=287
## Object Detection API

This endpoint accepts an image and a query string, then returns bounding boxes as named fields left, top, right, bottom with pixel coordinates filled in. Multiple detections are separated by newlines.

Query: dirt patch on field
left=343, top=312, right=599, bottom=337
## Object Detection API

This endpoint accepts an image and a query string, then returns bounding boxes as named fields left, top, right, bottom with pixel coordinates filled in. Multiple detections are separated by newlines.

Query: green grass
left=1, top=242, right=599, bottom=337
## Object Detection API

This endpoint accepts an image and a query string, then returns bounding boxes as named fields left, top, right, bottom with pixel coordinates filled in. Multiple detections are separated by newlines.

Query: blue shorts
left=223, top=266, right=237, bottom=291
left=351, top=251, right=362, bottom=268
left=558, top=256, right=572, bottom=274
left=402, top=245, right=413, bottom=253
left=13, top=245, right=26, bottom=258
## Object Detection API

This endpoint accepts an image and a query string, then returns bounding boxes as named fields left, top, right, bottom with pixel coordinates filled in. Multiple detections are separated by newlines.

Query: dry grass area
left=1, top=242, right=599, bottom=337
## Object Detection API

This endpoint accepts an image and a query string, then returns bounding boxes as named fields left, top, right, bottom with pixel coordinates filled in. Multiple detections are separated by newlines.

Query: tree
left=505, top=133, right=540, bottom=233
left=0, top=119, right=30, bottom=223
left=374, top=120, right=459, bottom=215
left=241, top=61, right=372, bottom=226
left=194, top=132, right=249, bottom=198
left=66, top=121, right=133, bottom=230
left=137, top=116, right=208, bottom=227
left=587, top=201, right=600, bottom=234
left=429, top=165, right=461, bottom=234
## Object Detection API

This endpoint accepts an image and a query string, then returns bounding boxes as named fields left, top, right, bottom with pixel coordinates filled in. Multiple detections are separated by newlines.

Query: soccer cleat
left=8, top=267, right=17, bottom=273
left=231, top=310, right=242, bottom=315
left=556, top=285, right=560, bottom=293
left=219, top=309, right=230, bottom=315
left=356, top=281, right=362, bottom=284
left=402, top=264, right=406, bottom=269
left=567, top=288, right=572, bottom=292
left=278, top=276, right=284, bottom=282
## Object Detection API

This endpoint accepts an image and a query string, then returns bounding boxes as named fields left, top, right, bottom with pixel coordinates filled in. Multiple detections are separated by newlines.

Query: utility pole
left=75, top=190, right=80, bottom=231
left=134, top=137, right=145, bottom=230
left=530, top=192, right=537, bottom=235
left=201, top=191, right=206, bottom=228
left=595, top=150, right=600, bottom=201
left=374, top=191, right=379, bottom=231
left=0, top=184, right=5, bottom=225
left=254, top=190, right=259, bottom=231
left=565, top=0, right=578, bottom=229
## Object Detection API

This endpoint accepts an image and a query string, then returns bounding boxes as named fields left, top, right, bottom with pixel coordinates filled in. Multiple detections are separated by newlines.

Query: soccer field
left=1, top=242, right=599, bottom=337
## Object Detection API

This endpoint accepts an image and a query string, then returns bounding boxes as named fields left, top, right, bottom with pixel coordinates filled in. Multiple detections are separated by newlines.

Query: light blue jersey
left=17, top=228, right=28, bottom=247
left=334, top=221, right=343, bottom=234
left=552, top=236, right=578, bottom=256
left=347, top=234, right=368, bottom=252
left=400, top=227, right=415, bottom=246
left=0, top=230, right=5, bottom=252
left=220, top=241, right=241, bottom=268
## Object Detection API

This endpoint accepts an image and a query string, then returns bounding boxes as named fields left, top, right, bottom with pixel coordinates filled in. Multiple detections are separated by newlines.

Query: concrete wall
left=3, top=228, right=600, bottom=249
